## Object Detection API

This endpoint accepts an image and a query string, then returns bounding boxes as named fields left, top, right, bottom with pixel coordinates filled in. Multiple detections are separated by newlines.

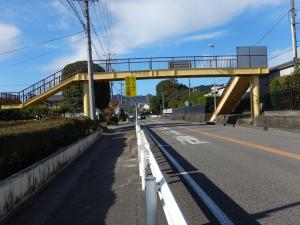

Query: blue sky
left=0, top=0, right=299, bottom=96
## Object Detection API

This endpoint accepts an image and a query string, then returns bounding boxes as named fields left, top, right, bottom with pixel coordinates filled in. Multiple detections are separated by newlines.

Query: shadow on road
left=4, top=126, right=135, bottom=225
left=145, top=125, right=261, bottom=225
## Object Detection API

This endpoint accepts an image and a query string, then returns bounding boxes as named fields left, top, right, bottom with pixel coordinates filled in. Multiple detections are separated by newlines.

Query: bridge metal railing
left=1, top=54, right=267, bottom=106
left=95, top=55, right=238, bottom=72
left=0, top=70, right=63, bottom=105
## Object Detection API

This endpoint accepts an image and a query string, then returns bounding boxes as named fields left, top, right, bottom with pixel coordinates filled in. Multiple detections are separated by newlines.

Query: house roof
left=45, top=95, right=63, bottom=103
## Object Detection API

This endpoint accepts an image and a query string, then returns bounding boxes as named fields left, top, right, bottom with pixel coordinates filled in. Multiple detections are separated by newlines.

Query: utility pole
left=209, top=43, right=217, bottom=112
left=83, top=0, right=96, bottom=120
left=188, top=77, right=191, bottom=104
left=290, top=0, right=298, bottom=70
left=120, top=81, right=124, bottom=107
left=107, top=51, right=115, bottom=98
left=213, top=79, right=217, bottom=113
left=160, top=86, right=165, bottom=115
left=110, top=82, right=113, bottom=98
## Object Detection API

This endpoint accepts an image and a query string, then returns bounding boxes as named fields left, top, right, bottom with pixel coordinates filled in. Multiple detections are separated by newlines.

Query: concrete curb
left=0, top=130, right=103, bottom=221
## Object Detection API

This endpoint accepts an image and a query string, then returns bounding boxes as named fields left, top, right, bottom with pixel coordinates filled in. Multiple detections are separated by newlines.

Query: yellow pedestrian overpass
left=0, top=49, right=269, bottom=122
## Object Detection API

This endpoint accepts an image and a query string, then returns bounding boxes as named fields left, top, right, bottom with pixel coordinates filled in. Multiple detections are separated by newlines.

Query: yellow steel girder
left=1, top=67, right=269, bottom=110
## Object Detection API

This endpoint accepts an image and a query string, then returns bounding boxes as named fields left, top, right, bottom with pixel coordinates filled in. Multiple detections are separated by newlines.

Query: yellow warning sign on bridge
left=125, top=76, right=136, bottom=97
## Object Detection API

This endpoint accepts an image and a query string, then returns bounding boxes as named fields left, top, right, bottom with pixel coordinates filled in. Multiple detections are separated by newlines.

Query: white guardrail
left=136, top=123, right=188, bottom=225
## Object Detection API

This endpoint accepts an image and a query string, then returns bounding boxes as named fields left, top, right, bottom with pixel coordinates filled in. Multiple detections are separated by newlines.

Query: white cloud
left=51, top=0, right=68, bottom=14
left=49, top=0, right=71, bottom=31
left=43, top=36, right=87, bottom=71
left=109, top=0, right=285, bottom=54
left=177, top=31, right=225, bottom=45
left=0, top=23, right=21, bottom=56
left=268, top=47, right=299, bottom=68
left=44, top=0, right=285, bottom=70
left=48, top=18, right=70, bottom=31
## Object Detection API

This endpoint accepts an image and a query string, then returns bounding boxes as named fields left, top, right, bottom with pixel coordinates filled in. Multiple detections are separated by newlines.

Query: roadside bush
left=0, top=105, right=56, bottom=121
left=0, top=109, right=25, bottom=121
left=62, top=61, right=110, bottom=113
left=0, top=118, right=97, bottom=179
left=268, top=69, right=300, bottom=110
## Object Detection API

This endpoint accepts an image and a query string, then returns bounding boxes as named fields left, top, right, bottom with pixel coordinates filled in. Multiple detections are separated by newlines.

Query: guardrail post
left=137, top=130, right=142, bottom=177
left=146, top=176, right=158, bottom=225
left=141, top=144, right=146, bottom=190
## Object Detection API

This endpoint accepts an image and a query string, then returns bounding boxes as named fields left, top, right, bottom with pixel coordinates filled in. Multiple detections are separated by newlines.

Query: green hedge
left=268, top=69, right=300, bottom=109
left=0, top=109, right=27, bottom=121
left=270, top=69, right=300, bottom=93
left=0, top=105, right=69, bottom=121
left=0, top=118, right=97, bottom=179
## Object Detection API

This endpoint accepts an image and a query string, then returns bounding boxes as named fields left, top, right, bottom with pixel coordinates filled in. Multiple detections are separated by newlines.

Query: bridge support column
left=83, top=81, right=90, bottom=117
left=250, top=75, right=260, bottom=124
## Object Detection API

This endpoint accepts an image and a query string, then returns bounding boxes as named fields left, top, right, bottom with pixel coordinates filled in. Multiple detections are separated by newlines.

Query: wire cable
left=268, top=48, right=293, bottom=61
left=77, top=1, right=108, bottom=58
left=0, top=31, right=84, bottom=56
left=65, top=0, right=85, bottom=28
left=254, top=10, right=289, bottom=45
left=92, top=1, right=111, bottom=51
left=0, top=38, right=85, bottom=73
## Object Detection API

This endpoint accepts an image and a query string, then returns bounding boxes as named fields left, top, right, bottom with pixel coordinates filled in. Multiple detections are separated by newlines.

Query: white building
left=204, top=85, right=226, bottom=97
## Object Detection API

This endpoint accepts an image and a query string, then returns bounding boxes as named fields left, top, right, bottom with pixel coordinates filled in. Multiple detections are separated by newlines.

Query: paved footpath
left=3, top=124, right=166, bottom=225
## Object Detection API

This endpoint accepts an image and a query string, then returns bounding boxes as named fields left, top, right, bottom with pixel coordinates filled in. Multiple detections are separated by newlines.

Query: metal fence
left=96, top=55, right=238, bottom=72
left=263, top=88, right=300, bottom=111
left=1, top=54, right=267, bottom=105
left=1, top=70, right=63, bottom=104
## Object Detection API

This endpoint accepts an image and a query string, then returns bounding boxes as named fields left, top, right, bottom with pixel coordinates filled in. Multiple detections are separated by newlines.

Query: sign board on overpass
left=125, top=75, right=136, bottom=97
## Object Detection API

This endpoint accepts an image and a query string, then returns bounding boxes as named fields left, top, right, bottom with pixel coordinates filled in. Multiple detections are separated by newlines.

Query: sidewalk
left=3, top=124, right=161, bottom=225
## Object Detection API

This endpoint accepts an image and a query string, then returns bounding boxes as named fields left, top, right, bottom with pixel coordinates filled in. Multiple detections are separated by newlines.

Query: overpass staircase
left=209, top=76, right=251, bottom=122
left=1, top=52, right=268, bottom=120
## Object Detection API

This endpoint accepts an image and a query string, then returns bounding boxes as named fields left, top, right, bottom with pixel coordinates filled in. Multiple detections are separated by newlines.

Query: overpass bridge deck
left=0, top=55, right=268, bottom=112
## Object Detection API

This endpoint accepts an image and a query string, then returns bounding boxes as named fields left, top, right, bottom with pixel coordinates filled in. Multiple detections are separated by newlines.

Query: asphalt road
left=3, top=124, right=167, bottom=225
left=142, top=118, right=300, bottom=225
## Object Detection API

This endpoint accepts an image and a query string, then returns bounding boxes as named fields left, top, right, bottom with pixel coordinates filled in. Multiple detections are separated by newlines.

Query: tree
left=268, top=68, right=300, bottom=110
left=151, top=79, right=215, bottom=113
left=62, top=84, right=83, bottom=113
left=156, top=79, right=188, bottom=108
left=94, top=82, right=110, bottom=110
left=61, top=61, right=111, bottom=113
left=270, top=69, right=300, bottom=93
left=149, top=95, right=160, bottom=114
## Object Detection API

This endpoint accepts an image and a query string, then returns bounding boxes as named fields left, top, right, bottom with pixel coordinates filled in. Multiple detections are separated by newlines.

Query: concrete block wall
left=0, top=130, right=102, bottom=220
left=256, top=112, right=300, bottom=130
left=163, top=114, right=207, bottom=123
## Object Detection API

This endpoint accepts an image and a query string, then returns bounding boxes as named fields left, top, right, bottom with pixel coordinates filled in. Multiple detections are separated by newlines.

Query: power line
left=91, top=22, right=108, bottom=58
left=101, top=0, right=114, bottom=50
left=268, top=48, right=293, bottom=61
left=92, top=1, right=111, bottom=51
left=64, top=0, right=85, bottom=28
left=254, top=10, right=289, bottom=45
left=0, top=38, right=85, bottom=73
left=0, top=31, right=84, bottom=56
left=93, top=0, right=115, bottom=56
left=77, top=1, right=108, bottom=58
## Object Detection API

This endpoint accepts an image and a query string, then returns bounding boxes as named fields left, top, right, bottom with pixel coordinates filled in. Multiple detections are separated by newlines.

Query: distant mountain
left=193, top=84, right=214, bottom=94
left=112, top=94, right=152, bottom=106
